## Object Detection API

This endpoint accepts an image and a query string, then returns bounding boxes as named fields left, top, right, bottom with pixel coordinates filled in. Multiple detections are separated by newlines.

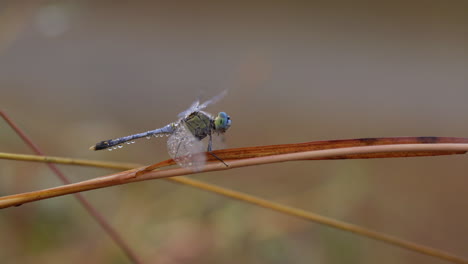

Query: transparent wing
left=197, top=90, right=227, bottom=111
left=167, top=123, right=206, bottom=171
left=177, top=100, right=200, bottom=119
left=177, top=90, right=227, bottom=119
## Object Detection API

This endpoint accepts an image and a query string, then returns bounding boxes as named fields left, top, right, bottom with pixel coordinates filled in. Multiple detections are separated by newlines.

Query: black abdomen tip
left=91, top=140, right=111, bottom=151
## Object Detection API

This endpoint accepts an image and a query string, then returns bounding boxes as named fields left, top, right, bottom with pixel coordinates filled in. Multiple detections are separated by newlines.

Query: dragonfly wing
left=197, top=90, right=227, bottom=111
left=167, top=123, right=206, bottom=171
left=177, top=90, right=227, bottom=118
left=177, top=100, right=200, bottom=119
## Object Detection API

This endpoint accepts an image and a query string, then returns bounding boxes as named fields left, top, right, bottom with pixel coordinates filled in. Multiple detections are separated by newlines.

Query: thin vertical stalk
left=0, top=110, right=143, bottom=264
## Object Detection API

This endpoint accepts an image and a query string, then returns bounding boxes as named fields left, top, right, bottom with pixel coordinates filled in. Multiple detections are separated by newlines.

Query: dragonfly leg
left=208, top=133, right=228, bottom=167
left=175, top=140, right=183, bottom=158
left=209, top=151, right=228, bottom=167
left=207, top=133, right=213, bottom=152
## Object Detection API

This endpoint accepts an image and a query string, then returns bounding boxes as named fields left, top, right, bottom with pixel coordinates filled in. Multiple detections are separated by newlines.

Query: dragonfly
left=90, top=91, right=232, bottom=171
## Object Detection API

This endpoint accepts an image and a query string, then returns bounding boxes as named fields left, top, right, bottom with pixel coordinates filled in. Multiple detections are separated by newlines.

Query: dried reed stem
left=2, top=143, right=468, bottom=209
left=1, top=144, right=468, bottom=263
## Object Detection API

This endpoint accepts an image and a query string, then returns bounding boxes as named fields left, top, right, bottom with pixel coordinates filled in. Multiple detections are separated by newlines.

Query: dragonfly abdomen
left=90, top=123, right=175, bottom=151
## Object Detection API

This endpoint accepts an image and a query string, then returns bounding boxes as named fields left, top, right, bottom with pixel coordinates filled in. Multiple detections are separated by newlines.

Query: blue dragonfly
left=90, top=91, right=232, bottom=170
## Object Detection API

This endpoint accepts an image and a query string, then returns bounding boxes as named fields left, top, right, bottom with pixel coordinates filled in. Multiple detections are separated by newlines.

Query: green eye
left=214, top=112, right=231, bottom=132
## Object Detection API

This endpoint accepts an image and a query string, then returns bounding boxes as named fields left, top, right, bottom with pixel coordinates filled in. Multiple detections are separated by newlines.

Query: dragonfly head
left=214, top=112, right=231, bottom=133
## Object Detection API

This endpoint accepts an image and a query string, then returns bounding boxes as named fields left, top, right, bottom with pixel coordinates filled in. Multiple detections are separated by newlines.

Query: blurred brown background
left=0, top=1, right=467, bottom=263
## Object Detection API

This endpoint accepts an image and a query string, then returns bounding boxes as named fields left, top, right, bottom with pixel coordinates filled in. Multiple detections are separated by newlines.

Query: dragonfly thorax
left=183, top=111, right=214, bottom=140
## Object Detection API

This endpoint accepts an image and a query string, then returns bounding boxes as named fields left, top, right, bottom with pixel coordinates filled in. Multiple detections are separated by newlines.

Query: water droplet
left=131, top=140, right=135, bottom=144
left=126, top=142, right=131, bottom=144
left=118, top=145, right=123, bottom=148
left=113, top=146, right=117, bottom=150
left=108, top=148, right=113, bottom=151
left=146, top=136, right=151, bottom=139
left=165, top=134, right=170, bottom=137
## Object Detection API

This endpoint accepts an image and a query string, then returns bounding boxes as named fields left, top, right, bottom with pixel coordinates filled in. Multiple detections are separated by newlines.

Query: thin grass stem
left=0, top=110, right=144, bottom=264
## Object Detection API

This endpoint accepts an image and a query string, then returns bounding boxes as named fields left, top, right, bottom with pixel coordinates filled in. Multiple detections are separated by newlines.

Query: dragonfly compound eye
left=215, top=112, right=231, bottom=132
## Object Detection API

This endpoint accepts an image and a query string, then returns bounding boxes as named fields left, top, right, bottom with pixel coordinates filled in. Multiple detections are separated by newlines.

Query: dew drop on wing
left=108, top=148, right=113, bottom=151
left=118, top=145, right=123, bottom=148
left=166, top=123, right=206, bottom=171
left=146, top=136, right=151, bottom=139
